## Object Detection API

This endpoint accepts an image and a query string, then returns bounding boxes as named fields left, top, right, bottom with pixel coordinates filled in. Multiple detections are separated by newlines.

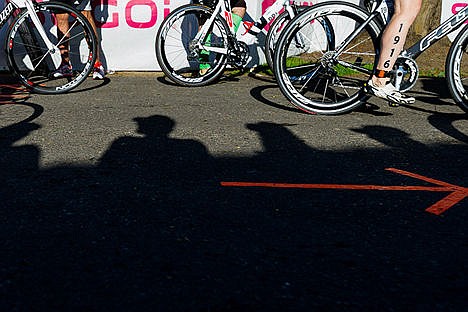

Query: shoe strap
left=374, top=69, right=391, bottom=78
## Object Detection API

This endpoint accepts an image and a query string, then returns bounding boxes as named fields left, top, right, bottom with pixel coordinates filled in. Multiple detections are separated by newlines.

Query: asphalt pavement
left=1, top=72, right=467, bottom=311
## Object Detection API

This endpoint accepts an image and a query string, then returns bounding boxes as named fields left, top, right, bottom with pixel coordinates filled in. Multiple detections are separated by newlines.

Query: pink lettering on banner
left=164, top=0, right=171, bottom=18
left=452, top=2, right=468, bottom=14
left=125, top=0, right=157, bottom=28
left=93, top=0, right=161, bottom=29
left=262, top=0, right=276, bottom=14
left=93, top=0, right=119, bottom=28
left=452, top=3, right=468, bottom=24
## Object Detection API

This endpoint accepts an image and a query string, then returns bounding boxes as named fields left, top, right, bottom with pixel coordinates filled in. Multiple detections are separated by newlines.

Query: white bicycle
left=155, top=0, right=334, bottom=86
left=1, top=0, right=97, bottom=94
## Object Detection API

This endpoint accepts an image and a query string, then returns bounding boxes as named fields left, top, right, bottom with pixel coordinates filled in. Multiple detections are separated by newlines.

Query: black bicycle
left=273, top=0, right=468, bottom=115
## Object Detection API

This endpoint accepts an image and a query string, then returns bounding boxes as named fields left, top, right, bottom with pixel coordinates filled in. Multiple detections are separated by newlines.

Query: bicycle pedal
left=363, top=82, right=370, bottom=93
left=388, top=101, right=399, bottom=107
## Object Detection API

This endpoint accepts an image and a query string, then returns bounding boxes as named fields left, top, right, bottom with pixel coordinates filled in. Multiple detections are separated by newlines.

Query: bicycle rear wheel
left=156, top=4, right=230, bottom=87
left=274, top=2, right=382, bottom=115
left=265, top=6, right=325, bottom=72
left=6, top=2, right=97, bottom=94
left=446, top=24, right=468, bottom=113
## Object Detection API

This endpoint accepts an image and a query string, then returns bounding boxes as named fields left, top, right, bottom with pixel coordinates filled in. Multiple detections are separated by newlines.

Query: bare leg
left=55, top=13, right=70, bottom=64
left=373, top=0, right=421, bottom=87
left=232, top=7, right=246, bottom=19
left=81, top=10, right=101, bottom=64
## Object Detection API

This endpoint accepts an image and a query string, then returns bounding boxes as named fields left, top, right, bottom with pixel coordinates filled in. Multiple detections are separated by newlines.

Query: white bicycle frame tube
left=243, top=0, right=293, bottom=35
left=194, top=0, right=300, bottom=54
left=9, top=0, right=62, bottom=68
left=193, top=1, right=230, bottom=54
left=195, top=0, right=295, bottom=54
left=262, top=0, right=290, bottom=24
left=334, top=0, right=389, bottom=56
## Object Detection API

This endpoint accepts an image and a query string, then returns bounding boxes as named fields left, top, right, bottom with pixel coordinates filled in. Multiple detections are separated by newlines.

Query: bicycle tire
left=155, top=4, right=230, bottom=87
left=445, top=24, right=468, bottom=113
left=265, top=10, right=296, bottom=71
left=265, top=7, right=335, bottom=74
left=6, top=2, right=97, bottom=94
left=274, top=2, right=382, bottom=115
left=265, top=6, right=308, bottom=71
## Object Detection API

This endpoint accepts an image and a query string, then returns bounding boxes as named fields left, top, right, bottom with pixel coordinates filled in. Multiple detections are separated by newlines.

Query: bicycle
left=155, top=0, right=333, bottom=87
left=1, top=0, right=97, bottom=94
left=273, top=0, right=468, bottom=115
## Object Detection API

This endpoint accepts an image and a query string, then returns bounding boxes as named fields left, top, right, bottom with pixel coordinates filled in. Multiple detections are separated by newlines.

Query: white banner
left=441, top=0, right=468, bottom=41
left=1, top=0, right=361, bottom=71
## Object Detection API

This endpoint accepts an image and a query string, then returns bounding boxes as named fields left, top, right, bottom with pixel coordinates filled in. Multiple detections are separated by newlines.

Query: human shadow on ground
left=427, top=113, right=468, bottom=144
left=1, top=115, right=467, bottom=311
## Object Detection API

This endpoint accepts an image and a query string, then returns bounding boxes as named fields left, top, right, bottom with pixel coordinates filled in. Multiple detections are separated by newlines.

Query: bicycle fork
left=23, top=0, right=62, bottom=69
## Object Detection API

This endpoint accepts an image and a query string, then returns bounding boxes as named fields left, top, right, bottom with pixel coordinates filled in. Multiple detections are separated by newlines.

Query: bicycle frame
left=194, top=0, right=234, bottom=49
left=365, top=0, right=392, bottom=23
left=334, top=0, right=390, bottom=56
left=194, top=0, right=299, bottom=55
left=341, top=0, right=468, bottom=61
left=1, top=0, right=62, bottom=68
left=246, top=0, right=296, bottom=34
left=404, top=4, right=468, bottom=59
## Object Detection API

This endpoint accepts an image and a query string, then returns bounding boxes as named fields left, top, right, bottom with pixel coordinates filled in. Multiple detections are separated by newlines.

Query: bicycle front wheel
left=446, top=24, right=468, bottom=113
left=7, top=2, right=97, bottom=94
left=274, top=2, right=382, bottom=115
left=156, top=4, right=230, bottom=87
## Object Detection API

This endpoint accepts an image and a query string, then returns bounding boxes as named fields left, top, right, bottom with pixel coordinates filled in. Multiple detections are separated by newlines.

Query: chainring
left=229, top=41, right=250, bottom=68
left=392, top=56, right=419, bottom=92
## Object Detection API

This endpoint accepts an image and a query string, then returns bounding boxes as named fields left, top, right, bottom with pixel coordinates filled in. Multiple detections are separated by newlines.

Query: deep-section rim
left=274, top=2, right=382, bottom=115
left=6, top=2, right=96, bottom=94
left=155, top=4, right=229, bottom=87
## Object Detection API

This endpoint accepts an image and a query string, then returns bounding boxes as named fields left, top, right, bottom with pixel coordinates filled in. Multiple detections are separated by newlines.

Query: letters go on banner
left=0, top=0, right=345, bottom=71
left=0, top=0, right=461, bottom=71
left=441, top=0, right=468, bottom=41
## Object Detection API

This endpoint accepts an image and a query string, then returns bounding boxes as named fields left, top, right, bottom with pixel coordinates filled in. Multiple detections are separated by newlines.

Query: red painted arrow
left=220, top=168, right=467, bottom=215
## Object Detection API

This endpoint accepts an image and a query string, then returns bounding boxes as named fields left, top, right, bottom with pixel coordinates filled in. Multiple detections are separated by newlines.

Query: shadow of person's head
left=133, top=115, right=175, bottom=137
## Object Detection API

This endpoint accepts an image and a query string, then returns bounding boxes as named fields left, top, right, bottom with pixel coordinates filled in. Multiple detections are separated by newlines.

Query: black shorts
left=230, top=0, right=246, bottom=8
